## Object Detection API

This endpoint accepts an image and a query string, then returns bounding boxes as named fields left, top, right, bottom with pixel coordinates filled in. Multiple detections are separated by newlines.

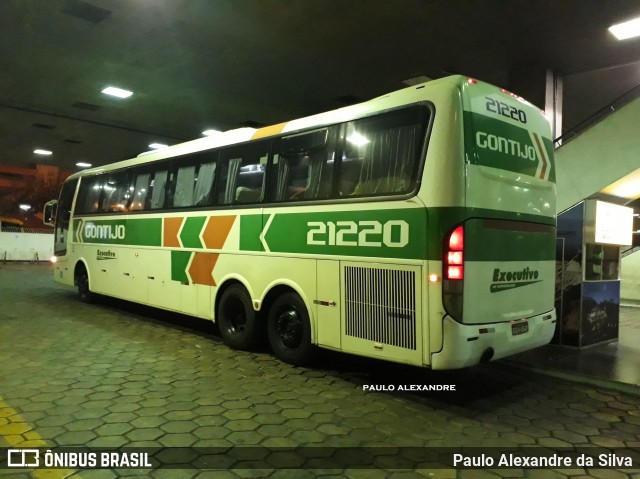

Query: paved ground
left=0, top=262, right=639, bottom=478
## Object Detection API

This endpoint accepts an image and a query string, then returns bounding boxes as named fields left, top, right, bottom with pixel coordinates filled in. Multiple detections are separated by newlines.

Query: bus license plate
left=512, top=322, right=529, bottom=336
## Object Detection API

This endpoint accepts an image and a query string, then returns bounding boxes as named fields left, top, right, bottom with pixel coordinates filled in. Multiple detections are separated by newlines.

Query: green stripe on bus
left=235, top=207, right=555, bottom=261
left=77, top=218, right=161, bottom=246
left=74, top=206, right=555, bottom=263
left=180, top=216, right=206, bottom=249
left=171, top=251, right=191, bottom=282
left=261, top=208, right=427, bottom=260
left=240, top=215, right=263, bottom=252
left=127, top=218, right=162, bottom=246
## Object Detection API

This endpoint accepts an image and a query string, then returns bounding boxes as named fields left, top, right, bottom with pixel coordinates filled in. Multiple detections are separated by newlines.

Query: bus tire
left=217, top=284, right=261, bottom=351
left=267, top=292, right=318, bottom=366
left=76, top=265, right=95, bottom=304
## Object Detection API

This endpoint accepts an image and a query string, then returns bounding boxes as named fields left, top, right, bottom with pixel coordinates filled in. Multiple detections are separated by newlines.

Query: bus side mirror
left=43, top=200, right=57, bottom=226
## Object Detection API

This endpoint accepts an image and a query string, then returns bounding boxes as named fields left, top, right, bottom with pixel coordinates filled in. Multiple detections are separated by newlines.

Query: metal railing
left=554, top=82, right=640, bottom=147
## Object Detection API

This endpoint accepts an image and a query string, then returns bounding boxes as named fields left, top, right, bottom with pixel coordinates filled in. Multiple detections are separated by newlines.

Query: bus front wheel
left=217, top=284, right=262, bottom=350
left=76, top=266, right=94, bottom=303
left=267, top=292, right=318, bottom=366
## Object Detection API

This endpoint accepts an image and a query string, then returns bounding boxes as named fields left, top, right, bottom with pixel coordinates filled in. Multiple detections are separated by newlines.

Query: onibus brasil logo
left=490, top=266, right=540, bottom=293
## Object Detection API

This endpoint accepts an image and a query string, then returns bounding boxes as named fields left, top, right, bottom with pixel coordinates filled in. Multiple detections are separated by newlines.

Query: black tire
left=267, top=292, right=318, bottom=366
left=217, top=284, right=262, bottom=350
left=76, top=266, right=95, bottom=303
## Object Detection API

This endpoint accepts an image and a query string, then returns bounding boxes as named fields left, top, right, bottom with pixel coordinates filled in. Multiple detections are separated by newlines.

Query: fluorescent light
left=101, top=86, right=133, bottom=98
left=149, top=143, right=168, bottom=149
left=34, top=149, right=52, bottom=155
left=19, top=204, right=31, bottom=211
left=76, top=162, right=92, bottom=168
left=202, top=129, right=222, bottom=136
left=609, top=17, right=640, bottom=40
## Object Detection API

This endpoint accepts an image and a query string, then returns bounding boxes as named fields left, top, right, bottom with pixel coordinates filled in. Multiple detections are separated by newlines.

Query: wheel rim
left=275, top=307, right=303, bottom=349
left=223, top=297, right=246, bottom=335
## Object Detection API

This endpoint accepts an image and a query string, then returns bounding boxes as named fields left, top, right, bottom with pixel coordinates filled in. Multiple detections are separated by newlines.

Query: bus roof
left=65, top=75, right=487, bottom=180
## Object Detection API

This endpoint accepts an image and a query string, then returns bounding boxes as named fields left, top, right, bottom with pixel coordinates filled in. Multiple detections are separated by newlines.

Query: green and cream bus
left=45, top=76, right=557, bottom=369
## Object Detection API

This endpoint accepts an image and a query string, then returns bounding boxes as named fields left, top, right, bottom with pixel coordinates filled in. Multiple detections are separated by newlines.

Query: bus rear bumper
left=430, top=310, right=556, bottom=370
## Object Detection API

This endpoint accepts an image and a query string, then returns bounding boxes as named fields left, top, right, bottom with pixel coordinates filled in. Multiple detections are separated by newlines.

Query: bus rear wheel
left=217, top=284, right=262, bottom=350
left=267, top=292, right=318, bottom=366
left=76, top=265, right=94, bottom=303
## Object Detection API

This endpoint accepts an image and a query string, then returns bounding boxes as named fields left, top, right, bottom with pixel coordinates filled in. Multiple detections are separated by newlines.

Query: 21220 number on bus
left=306, top=220, right=409, bottom=247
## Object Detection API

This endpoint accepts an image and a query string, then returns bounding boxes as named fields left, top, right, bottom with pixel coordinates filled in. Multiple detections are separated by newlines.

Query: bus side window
left=339, top=107, right=425, bottom=197
left=130, top=172, right=151, bottom=211
left=193, top=161, right=216, bottom=206
left=173, top=165, right=196, bottom=208
left=100, top=171, right=132, bottom=213
left=218, top=142, right=268, bottom=205
left=275, top=128, right=333, bottom=202
left=76, top=175, right=102, bottom=214
left=149, top=169, right=169, bottom=210
left=166, top=154, right=217, bottom=209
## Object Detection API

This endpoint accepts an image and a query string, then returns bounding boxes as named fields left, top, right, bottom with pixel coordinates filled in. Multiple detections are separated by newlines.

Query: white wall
left=0, top=232, right=53, bottom=261
left=555, top=96, right=640, bottom=213
left=621, top=252, right=640, bottom=302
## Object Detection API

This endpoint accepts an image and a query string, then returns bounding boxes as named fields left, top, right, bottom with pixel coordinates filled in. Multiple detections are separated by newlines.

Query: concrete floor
left=510, top=307, right=640, bottom=392
left=0, top=263, right=639, bottom=478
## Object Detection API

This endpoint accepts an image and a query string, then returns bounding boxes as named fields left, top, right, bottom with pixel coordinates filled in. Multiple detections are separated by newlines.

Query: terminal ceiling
left=1, top=0, right=640, bottom=173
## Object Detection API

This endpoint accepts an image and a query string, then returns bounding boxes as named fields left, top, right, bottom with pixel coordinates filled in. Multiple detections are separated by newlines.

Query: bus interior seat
left=235, top=187, right=261, bottom=203
left=234, top=168, right=264, bottom=203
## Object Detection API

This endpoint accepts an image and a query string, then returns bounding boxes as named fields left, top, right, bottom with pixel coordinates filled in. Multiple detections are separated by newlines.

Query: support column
left=545, top=69, right=564, bottom=145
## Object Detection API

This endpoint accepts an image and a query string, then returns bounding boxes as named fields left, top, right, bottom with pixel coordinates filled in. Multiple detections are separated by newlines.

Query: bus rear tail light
left=447, top=251, right=463, bottom=264
left=445, top=225, right=464, bottom=280
left=447, top=265, right=463, bottom=280
left=443, top=224, right=465, bottom=322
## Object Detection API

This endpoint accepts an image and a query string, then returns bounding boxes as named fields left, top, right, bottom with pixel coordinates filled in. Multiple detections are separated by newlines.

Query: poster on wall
left=581, top=281, right=620, bottom=346
left=555, top=202, right=584, bottom=345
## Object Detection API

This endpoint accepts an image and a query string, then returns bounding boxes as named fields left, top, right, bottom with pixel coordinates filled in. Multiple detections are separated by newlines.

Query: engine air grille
left=344, top=266, right=416, bottom=350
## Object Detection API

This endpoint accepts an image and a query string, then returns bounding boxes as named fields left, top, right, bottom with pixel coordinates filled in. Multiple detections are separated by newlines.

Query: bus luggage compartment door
left=461, top=218, right=556, bottom=325
left=340, top=261, right=423, bottom=366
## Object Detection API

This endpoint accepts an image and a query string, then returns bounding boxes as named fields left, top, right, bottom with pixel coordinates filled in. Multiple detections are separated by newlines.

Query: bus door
left=54, top=179, right=79, bottom=258
left=49, top=179, right=79, bottom=285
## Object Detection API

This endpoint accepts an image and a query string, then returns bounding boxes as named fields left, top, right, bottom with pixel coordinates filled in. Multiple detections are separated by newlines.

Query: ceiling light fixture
left=101, top=86, right=133, bottom=98
left=609, top=16, right=640, bottom=40
left=202, top=129, right=222, bottom=136
left=34, top=149, right=52, bottom=155
left=149, top=143, right=168, bottom=150
left=76, top=162, right=92, bottom=168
